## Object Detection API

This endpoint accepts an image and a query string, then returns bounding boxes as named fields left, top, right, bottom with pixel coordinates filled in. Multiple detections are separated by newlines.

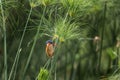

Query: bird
left=45, top=40, right=55, bottom=58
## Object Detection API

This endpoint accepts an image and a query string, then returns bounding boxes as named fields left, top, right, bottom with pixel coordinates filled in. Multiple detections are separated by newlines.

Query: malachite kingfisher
left=46, top=40, right=55, bottom=58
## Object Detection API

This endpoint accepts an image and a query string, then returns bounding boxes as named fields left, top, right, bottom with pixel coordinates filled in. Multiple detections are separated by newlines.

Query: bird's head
left=46, top=40, right=53, bottom=45
left=46, top=40, right=56, bottom=47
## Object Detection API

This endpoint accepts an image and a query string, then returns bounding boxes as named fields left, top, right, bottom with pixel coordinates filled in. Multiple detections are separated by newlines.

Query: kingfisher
left=46, top=40, right=55, bottom=57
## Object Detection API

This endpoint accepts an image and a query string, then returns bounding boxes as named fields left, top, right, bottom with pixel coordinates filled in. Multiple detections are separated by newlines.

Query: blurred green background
left=0, top=0, right=120, bottom=80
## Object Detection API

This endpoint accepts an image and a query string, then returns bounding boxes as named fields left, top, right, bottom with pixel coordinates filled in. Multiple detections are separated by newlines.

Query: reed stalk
left=98, top=1, right=107, bottom=74
left=0, top=0, right=7, bottom=80
left=8, top=7, right=33, bottom=80
left=22, top=6, right=47, bottom=79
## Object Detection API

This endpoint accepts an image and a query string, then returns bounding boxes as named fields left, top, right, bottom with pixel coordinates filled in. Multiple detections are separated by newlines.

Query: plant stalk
left=8, top=7, right=33, bottom=80
left=0, top=0, right=7, bottom=80
left=98, top=1, right=107, bottom=74
left=22, top=6, right=47, bottom=79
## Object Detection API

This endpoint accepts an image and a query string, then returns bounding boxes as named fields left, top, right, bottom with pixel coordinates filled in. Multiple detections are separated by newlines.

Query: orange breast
left=46, top=44, right=54, bottom=57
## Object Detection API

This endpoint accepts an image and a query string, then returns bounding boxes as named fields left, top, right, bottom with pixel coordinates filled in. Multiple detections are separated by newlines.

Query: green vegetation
left=0, top=0, right=120, bottom=80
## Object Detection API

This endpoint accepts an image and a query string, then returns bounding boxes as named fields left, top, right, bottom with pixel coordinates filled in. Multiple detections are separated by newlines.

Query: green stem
left=64, top=52, right=67, bottom=80
left=0, top=0, right=7, bottom=80
left=54, top=65, right=57, bottom=80
left=98, top=2, right=107, bottom=73
left=44, top=59, right=51, bottom=69
left=8, top=7, right=33, bottom=80
left=22, top=6, right=47, bottom=79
